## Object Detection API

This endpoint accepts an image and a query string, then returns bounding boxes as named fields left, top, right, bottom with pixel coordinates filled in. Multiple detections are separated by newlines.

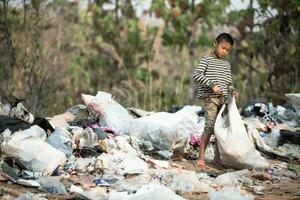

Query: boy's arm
left=227, top=64, right=238, bottom=96
left=193, top=57, right=216, bottom=89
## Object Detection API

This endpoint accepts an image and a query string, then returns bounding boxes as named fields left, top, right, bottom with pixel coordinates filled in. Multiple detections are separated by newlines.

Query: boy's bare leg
left=197, top=132, right=212, bottom=166
left=197, top=97, right=219, bottom=167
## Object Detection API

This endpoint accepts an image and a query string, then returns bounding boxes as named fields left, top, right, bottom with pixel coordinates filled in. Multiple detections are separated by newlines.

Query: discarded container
left=80, top=127, right=99, bottom=147
left=1, top=125, right=67, bottom=175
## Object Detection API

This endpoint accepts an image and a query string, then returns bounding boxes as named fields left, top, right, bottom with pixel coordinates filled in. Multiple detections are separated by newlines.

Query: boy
left=193, top=33, right=237, bottom=168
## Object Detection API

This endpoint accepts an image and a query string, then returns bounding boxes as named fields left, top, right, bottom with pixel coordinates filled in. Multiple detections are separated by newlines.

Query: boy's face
left=214, top=41, right=232, bottom=59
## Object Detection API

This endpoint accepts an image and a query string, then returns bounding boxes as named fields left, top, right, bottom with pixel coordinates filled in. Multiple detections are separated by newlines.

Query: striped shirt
left=193, top=54, right=233, bottom=99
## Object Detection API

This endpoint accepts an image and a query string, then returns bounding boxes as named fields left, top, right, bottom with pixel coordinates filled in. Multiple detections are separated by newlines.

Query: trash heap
left=0, top=92, right=299, bottom=200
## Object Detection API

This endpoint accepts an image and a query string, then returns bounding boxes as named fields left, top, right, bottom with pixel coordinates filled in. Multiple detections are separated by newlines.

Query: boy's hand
left=212, top=85, right=221, bottom=94
left=232, top=90, right=239, bottom=98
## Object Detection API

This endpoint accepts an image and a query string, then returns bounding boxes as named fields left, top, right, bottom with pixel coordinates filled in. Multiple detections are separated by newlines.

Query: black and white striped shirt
left=193, top=54, right=233, bottom=99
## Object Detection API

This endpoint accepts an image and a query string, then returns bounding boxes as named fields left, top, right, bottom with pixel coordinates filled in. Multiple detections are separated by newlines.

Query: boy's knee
left=204, top=126, right=214, bottom=136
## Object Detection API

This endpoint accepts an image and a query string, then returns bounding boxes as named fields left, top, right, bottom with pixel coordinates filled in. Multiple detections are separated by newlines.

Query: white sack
left=214, top=98, right=269, bottom=169
left=1, top=125, right=67, bottom=175
left=129, top=107, right=203, bottom=150
left=82, top=91, right=133, bottom=135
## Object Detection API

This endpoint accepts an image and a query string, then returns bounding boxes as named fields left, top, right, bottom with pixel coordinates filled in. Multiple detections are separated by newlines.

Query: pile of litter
left=0, top=91, right=299, bottom=200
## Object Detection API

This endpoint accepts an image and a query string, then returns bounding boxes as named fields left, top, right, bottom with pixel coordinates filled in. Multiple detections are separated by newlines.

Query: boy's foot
left=197, top=159, right=208, bottom=169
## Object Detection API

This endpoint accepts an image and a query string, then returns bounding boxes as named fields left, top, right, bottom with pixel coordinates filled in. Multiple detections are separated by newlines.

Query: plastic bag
left=209, top=186, right=254, bottom=200
left=129, top=107, right=203, bottom=150
left=82, top=91, right=133, bottom=135
left=46, top=128, right=73, bottom=157
left=124, top=183, right=185, bottom=200
left=214, top=98, right=269, bottom=169
left=38, top=177, right=68, bottom=195
left=1, top=125, right=67, bottom=175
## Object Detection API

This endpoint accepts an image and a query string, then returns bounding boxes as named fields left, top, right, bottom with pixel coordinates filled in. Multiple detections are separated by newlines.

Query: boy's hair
left=216, top=33, right=234, bottom=46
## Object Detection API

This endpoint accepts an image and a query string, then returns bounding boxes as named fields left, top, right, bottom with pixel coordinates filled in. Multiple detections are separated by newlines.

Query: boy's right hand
left=212, top=85, right=222, bottom=94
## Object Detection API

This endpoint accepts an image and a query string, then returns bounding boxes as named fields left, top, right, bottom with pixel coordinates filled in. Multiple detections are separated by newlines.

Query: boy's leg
left=197, top=97, right=219, bottom=166
left=214, top=96, right=225, bottom=160
left=212, top=96, right=225, bottom=165
left=197, top=132, right=213, bottom=165
left=214, top=141, right=221, bottom=161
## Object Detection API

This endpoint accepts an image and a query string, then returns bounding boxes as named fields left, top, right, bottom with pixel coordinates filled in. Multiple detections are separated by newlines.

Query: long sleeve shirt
left=193, top=54, right=233, bottom=99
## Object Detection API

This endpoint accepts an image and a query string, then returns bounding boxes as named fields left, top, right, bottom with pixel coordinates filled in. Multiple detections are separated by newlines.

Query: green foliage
left=227, top=0, right=299, bottom=105
left=0, top=0, right=298, bottom=115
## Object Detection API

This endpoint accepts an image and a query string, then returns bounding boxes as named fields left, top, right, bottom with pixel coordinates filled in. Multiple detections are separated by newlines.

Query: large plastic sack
left=129, top=107, right=203, bottom=150
left=214, top=98, right=269, bottom=169
left=1, top=125, right=67, bottom=175
left=82, top=91, right=133, bottom=135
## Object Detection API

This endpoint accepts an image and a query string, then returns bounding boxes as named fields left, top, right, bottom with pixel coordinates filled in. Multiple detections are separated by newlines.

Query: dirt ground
left=0, top=159, right=299, bottom=200
left=176, top=159, right=300, bottom=200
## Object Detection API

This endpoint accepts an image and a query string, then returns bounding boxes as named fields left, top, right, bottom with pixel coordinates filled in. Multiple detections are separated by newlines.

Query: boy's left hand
left=232, top=91, right=239, bottom=98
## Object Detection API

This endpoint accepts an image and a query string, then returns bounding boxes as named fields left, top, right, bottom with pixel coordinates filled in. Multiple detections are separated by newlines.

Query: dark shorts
left=203, top=97, right=224, bottom=135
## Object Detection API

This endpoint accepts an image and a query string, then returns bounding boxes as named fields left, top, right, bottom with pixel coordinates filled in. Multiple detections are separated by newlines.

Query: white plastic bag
left=46, top=128, right=73, bottom=157
left=1, top=125, right=67, bottom=175
left=209, top=186, right=254, bottom=200
left=82, top=91, right=133, bottom=135
left=129, top=107, right=203, bottom=150
left=214, top=98, right=269, bottom=169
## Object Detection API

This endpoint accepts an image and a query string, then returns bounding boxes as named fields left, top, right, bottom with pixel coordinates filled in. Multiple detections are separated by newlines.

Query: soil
left=0, top=159, right=299, bottom=200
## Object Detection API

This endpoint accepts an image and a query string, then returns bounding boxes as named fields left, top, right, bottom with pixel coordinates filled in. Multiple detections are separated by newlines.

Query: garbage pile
left=0, top=91, right=299, bottom=200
